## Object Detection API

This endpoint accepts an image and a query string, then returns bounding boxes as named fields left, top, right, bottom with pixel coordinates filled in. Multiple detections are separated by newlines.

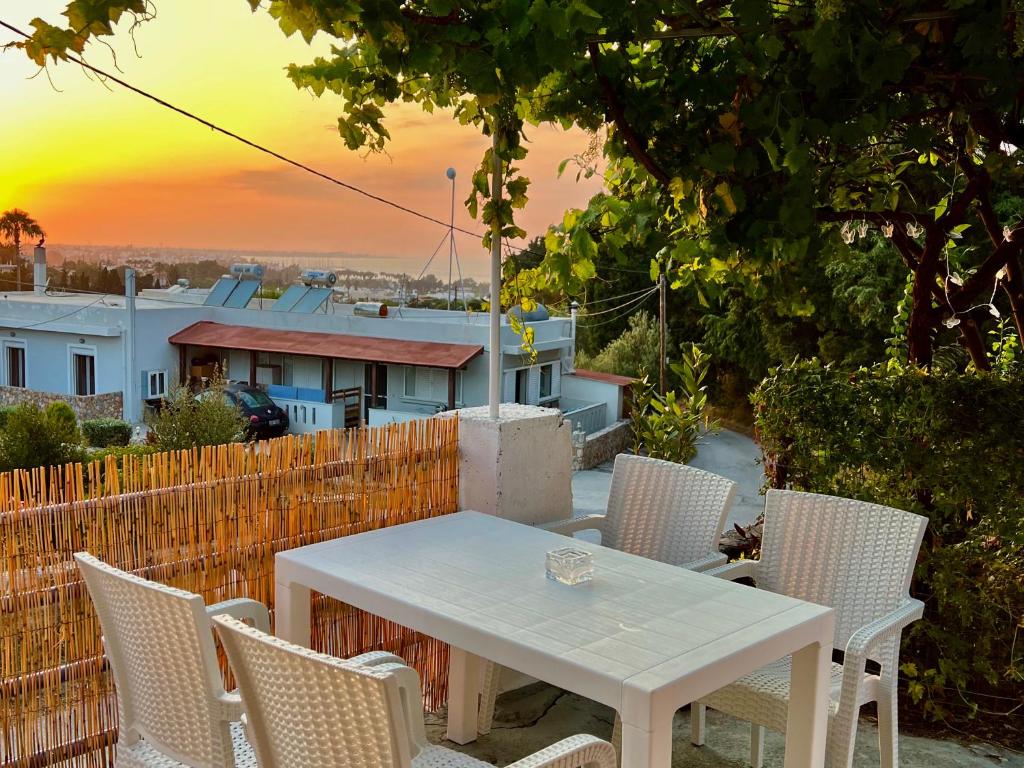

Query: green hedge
left=82, top=418, right=133, bottom=448
left=753, top=361, right=1024, bottom=723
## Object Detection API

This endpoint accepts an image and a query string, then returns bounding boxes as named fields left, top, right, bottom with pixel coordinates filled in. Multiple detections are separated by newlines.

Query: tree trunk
left=1002, top=255, right=1024, bottom=341
left=907, top=236, right=942, bottom=366
left=959, top=318, right=991, bottom=371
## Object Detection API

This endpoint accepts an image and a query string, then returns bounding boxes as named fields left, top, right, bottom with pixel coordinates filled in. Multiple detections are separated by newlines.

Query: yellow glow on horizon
left=0, top=1, right=601, bottom=277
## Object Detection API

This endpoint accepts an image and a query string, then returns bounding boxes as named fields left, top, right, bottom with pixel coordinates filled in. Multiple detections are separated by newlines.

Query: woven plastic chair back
left=74, top=552, right=237, bottom=766
left=758, top=490, right=927, bottom=656
left=602, top=454, right=737, bottom=566
left=212, top=614, right=412, bottom=768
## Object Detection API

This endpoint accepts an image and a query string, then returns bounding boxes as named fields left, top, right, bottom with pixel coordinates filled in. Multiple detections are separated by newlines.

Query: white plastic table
left=276, top=511, right=834, bottom=768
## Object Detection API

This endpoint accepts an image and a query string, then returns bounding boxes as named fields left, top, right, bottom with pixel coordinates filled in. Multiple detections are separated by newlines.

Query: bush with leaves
left=147, top=375, right=246, bottom=451
left=630, top=344, right=715, bottom=464
left=0, top=402, right=85, bottom=472
left=576, top=310, right=661, bottom=379
left=82, top=417, right=133, bottom=448
left=754, top=360, right=1024, bottom=729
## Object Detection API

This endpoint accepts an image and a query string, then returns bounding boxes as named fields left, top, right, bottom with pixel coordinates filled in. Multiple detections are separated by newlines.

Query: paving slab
left=425, top=683, right=1022, bottom=767
left=571, top=428, right=766, bottom=531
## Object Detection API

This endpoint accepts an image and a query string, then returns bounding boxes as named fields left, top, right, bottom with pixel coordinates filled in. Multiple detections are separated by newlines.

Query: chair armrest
left=537, top=514, right=606, bottom=537
left=831, top=598, right=925, bottom=767
left=214, top=691, right=243, bottom=722
left=844, top=598, right=925, bottom=661
left=206, top=599, right=271, bottom=635
left=680, top=552, right=729, bottom=572
left=704, top=559, right=760, bottom=582
left=507, top=735, right=617, bottom=768
left=372, top=662, right=428, bottom=752
left=347, top=651, right=407, bottom=668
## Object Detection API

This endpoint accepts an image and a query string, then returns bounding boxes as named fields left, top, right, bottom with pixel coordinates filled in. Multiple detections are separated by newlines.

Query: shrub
left=753, top=360, right=1024, bottom=725
left=631, top=343, right=715, bottom=463
left=0, top=405, right=17, bottom=430
left=88, top=443, right=161, bottom=487
left=0, top=402, right=85, bottom=472
left=82, top=417, right=133, bottom=447
left=147, top=373, right=246, bottom=451
left=576, top=310, right=660, bottom=378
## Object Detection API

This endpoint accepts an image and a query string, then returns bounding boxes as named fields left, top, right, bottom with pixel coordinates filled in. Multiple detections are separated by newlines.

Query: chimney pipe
left=33, top=245, right=46, bottom=295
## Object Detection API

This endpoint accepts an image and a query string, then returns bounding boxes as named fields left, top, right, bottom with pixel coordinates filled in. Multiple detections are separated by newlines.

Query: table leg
left=446, top=647, right=482, bottom=745
left=620, top=712, right=674, bottom=768
left=784, top=639, right=831, bottom=768
left=275, top=577, right=311, bottom=647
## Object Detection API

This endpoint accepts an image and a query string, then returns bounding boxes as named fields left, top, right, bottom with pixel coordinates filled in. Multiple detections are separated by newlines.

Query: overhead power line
left=0, top=19, right=476, bottom=235
left=0, top=19, right=655, bottom=280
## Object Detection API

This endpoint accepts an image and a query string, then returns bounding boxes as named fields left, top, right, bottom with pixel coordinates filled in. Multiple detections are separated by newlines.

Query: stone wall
left=0, top=387, right=123, bottom=420
left=579, top=419, right=632, bottom=469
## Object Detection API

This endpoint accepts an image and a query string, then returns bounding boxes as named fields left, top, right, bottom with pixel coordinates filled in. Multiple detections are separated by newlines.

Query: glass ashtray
left=545, top=547, right=594, bottom=585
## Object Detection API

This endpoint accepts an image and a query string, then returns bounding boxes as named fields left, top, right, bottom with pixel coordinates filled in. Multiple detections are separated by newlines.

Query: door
left=363, top=363, right=388, bottom=418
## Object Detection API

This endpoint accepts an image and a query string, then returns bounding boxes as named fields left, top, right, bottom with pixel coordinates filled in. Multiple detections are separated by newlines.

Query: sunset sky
left=0, top=1, right=603, bottom=278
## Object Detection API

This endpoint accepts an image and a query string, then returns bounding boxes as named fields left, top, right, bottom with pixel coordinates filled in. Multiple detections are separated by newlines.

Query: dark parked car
left=205, top=383, right=289, bottom=439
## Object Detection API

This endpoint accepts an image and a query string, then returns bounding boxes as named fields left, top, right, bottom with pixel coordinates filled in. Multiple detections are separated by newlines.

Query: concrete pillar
left=33, top=245, right=46, bottom=295
left=452, top=403, right=572, bottom=524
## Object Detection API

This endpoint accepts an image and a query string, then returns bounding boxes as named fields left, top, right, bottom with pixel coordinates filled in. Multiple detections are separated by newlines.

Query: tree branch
left=587, top=42, right=671, bottom=188
left=951, top=226, right=1024, bottom=311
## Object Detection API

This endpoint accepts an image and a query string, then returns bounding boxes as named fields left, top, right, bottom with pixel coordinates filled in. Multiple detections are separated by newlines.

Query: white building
left=0, top=272, right=629, bottom=435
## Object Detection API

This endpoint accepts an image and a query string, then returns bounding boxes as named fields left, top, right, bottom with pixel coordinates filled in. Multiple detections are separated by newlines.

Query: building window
left=404, top=366, right=417, bottom=397
left=3, top=342, right=25, bottom=388
left=145, top=370, right=168, bottom=399
left=455, top=371, right=464, bottom=405
left=539, top=364, right=553, bottom=400
left=70, top=347, right=96, bottom=396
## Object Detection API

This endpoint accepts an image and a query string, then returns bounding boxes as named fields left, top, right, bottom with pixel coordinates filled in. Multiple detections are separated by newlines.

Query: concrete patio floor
left=425, top=683, right=1022, bottom=767
left=571, top=428, right=766, bottom=528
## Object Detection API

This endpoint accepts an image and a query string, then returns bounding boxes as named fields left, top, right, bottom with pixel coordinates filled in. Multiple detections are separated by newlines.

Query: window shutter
left=527, top=367, right=541, bottom=405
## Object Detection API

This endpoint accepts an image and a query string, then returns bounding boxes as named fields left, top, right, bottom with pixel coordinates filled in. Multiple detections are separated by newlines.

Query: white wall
left=561, top=374, right=625, bottom=427
left=0, top=328, right=122, bottom=395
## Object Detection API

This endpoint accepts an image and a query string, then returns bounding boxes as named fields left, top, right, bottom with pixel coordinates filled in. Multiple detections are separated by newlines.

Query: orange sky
left=0, top=1, right=603, bottom=278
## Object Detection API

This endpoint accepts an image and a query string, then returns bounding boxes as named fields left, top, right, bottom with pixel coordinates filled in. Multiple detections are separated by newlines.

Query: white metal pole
left=488, top=134, right=502, bottom=420
left=124, top=268, right=138, bottom=423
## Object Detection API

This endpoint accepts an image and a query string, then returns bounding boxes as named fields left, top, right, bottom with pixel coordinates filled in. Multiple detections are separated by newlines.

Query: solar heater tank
left=300, top=269, right=338, bottom=287
left=353, top=302, right=389, bottom=318
left=229, top=263, right=265, bottom=280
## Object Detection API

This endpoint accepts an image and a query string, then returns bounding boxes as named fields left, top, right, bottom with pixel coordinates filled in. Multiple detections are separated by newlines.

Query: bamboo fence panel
left=0, top=418, right=459, bottom=767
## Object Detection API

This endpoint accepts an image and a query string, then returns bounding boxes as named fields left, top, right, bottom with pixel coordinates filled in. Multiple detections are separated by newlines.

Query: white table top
left=277, top=511, right=833, bottom=714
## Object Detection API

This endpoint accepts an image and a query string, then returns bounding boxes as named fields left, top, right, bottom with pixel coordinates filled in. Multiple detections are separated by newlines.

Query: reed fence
left=0, top=418, right=459, bottom=767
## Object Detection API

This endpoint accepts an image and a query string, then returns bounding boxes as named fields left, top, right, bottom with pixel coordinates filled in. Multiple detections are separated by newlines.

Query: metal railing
left=562, top=400, right=607, bottom=435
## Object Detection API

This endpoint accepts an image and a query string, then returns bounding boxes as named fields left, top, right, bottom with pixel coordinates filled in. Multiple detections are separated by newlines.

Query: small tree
left=576, top=310, right=660, bottom=379
left=0, top=402, right=84, bottom=472
left=631, top=344, right=715, bottom=464
left=147, top=373, right=247, bottom=451
left=0, top=209, right=44, bottom=292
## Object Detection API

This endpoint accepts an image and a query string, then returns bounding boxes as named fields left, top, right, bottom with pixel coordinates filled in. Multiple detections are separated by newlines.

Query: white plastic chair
left=74, top=552, right=401, bottom=767
left=691, top=490, right=927, bottom=768
left=479, top=454, right=737, bottom=735
left=545, top=454, right=737, bottom=571
left=211, top=613, right=618, bottom=768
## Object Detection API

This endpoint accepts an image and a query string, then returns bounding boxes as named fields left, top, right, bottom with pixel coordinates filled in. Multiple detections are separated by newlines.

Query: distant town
left=23, top=243, right=491, bottom=308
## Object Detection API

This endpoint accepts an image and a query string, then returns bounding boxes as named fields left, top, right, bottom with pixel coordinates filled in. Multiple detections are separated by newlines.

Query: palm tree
left=0, top=209, right=45, bottom=291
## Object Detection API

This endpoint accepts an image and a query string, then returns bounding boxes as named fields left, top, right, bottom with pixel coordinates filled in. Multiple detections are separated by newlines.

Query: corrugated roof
left=571, top=368, right=635, bottom=387
left=169, top=321, right=484, bottom=370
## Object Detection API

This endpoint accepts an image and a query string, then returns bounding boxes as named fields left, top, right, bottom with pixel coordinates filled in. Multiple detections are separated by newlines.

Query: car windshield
left=236, top=389, right=274, bottom=409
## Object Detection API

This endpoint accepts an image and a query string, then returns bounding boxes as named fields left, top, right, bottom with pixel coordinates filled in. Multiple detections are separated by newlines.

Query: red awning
left=571, top=368, right=635, bottom=387
left=169, top=321, right=483, bottom=370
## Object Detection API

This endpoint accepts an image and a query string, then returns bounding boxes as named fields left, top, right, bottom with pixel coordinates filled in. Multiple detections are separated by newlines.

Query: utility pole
left=658, top=270, right=667, bottom=394
left=488, top=135, right=502, bottom=419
